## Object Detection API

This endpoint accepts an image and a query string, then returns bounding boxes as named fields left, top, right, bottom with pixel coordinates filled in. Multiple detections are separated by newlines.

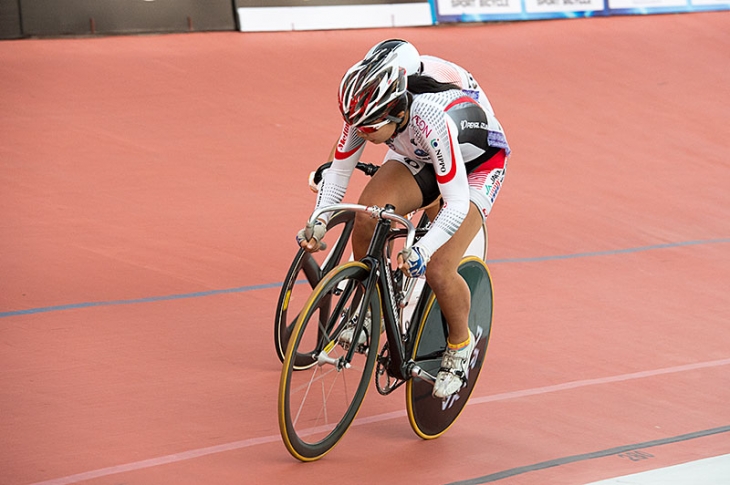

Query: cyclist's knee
left=424, top=258, right=459, bottom=290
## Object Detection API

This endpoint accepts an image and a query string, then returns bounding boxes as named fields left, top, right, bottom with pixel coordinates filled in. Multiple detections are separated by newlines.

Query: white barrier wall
left=236, top=1, right=433, bottom=32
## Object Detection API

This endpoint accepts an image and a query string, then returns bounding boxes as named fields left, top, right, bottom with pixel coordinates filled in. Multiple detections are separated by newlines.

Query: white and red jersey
left=316, top=58, right=510, bottom=258
left=419, top=55, right=495, bottom=113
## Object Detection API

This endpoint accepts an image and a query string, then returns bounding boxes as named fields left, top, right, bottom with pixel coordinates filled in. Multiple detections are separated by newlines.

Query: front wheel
left=405, top=257, right=493, bottom=439
left=274, top=211, right=356, bottom=367
left=278, top=262, right=381, bottom=461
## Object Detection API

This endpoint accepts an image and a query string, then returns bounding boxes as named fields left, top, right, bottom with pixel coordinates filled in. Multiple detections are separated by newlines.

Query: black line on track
left=446, top=425, right=730, bottom=484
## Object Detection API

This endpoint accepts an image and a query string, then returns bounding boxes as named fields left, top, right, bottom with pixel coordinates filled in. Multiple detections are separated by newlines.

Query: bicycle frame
left=305, top=203, right=433, bottom=384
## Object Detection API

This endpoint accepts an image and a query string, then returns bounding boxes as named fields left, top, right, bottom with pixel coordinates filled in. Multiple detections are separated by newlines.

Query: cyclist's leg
left=353, top=157, right=423, bottom=260
left=406, top=256, right=493, bottom=438
left=466, top=149, right=508, bottom=259
left=422, top=197, right=441, bottom=222
left=428, top=149, right=507, bottom=344
left=424, top=203, right=483, bottom=346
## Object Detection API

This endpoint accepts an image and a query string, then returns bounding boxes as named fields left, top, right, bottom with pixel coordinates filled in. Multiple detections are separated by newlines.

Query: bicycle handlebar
left=306, top=203, right=416, bottom=252
left=310, top=161, right=379, bottom=189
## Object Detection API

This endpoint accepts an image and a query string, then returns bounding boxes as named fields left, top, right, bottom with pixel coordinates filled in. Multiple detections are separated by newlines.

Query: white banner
left=608, top=0, right=685, bottom=8
left=238, top=2, right=432, bottom=31
left=525, top=0, right=604, bottom=13
left=436, top=0, right=522, bottom=15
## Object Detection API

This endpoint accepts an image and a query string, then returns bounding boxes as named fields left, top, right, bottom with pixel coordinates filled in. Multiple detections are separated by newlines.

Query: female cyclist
left=297, top=43, right=510, bottom=400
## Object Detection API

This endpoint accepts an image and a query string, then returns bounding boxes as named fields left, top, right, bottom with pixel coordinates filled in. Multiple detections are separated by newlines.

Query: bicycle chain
left=375, top=342, right=406, bottom=395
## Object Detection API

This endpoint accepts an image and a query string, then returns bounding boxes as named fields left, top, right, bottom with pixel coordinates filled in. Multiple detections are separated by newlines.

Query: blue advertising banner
left=430, top=0, right=729, bottom=22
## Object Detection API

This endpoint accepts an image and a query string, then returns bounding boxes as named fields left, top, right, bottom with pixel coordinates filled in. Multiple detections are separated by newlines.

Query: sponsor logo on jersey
left=487, top=179, right=502, bottom=204
left=436, top=148, right=446, bottom=173
left=335, top=123, right=364, bottom=160
left=460, top=120, right=489, bottom=130
left=409, top=138, right=430, bottom=159
left=412, top=115, right=431, bottom=138
left=434, top=127, right=457, bottom=185
left=427, top=138, right=446, bottom=172
left=463, top=89, right=480, bottom=101
left=338, top=124, right=350, bottom=152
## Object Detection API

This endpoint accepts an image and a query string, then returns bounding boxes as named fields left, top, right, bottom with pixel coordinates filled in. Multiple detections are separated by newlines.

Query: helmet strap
left=389, top=93, right=412, bottom=137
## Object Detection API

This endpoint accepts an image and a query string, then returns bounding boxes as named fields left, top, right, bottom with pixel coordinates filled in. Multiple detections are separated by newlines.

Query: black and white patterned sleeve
left=314, top=123, right=366, bottom=222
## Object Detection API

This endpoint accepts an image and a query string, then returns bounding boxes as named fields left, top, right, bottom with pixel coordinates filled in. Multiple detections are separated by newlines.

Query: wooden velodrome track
left=1, top=11, right=729, bottom=485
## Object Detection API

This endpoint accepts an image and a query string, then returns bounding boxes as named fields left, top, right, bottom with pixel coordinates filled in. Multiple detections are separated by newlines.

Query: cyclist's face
left=356, top=121, right=396, bottom=144
left=356, top=111, right=405, bottom=144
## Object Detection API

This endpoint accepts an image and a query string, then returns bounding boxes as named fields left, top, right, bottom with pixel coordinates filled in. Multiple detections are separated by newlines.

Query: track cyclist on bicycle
left=297, top=40, right=510, bottom=400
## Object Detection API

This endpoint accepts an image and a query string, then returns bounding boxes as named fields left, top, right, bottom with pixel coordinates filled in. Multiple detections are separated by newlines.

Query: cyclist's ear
left=397, top=110, right=409, bottom=128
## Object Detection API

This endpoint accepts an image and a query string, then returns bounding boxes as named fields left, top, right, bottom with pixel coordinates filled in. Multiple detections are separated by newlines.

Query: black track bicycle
left=278, top=203, right=494, bottom=461
left=274, top=162, right=486, bottom=368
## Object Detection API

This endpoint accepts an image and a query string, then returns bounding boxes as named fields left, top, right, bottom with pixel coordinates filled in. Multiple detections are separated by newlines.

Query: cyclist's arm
left=314, top=123, right=366, bottom=223
left=413, top=115, right=471, bottom=258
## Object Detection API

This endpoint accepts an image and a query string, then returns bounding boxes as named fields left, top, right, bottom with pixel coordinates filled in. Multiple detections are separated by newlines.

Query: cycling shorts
left=385, top=147, right=507, bottom=222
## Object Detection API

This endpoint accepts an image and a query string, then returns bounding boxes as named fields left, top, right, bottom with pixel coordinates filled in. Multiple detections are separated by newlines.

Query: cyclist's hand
left=308, top=170, right=323, bottom=193
left=398, top=246, right=430, bottom=278
left=296, top=219, right=327, bottom=252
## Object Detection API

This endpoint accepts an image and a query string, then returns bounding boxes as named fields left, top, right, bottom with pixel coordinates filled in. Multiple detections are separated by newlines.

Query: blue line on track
left=486, top=237, right=730, bottom=264
left=0, top=283, right=284, bottom=318
left=2, top=237, right=728, bottom=319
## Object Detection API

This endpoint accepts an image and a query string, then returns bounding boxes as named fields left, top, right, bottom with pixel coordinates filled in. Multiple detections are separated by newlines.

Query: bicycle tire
left=274, top=211, right=356, bottom=367
left=405, top=256, right=493, bottom=439
left=279, top=262, right=381, bottom=461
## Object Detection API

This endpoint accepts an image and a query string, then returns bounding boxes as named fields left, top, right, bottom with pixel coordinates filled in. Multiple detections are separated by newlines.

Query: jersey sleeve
left=314, top=122, right=366, bottom=222
left=412, top=109, right=471, bottom=259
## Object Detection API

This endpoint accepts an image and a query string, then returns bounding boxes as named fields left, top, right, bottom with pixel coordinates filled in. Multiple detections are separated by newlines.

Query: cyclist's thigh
left=357, top=157, right=422, bottom=215
left=468, top=149, right=508, bottom=222
left=428, top=204, right=483, bottom=273
left=375, top=150, right=443, bottom=210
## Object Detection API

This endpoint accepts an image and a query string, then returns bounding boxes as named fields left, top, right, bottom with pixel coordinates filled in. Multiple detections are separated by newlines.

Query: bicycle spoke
left=300, top=252, right=321, bottom=286
left=279, top=262, right=379, bottom=461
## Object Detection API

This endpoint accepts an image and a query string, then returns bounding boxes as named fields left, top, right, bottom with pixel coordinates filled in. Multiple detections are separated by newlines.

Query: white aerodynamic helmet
left=365, top=39, right=422, bottom=76
left=338, top=49, right=407, bottom=127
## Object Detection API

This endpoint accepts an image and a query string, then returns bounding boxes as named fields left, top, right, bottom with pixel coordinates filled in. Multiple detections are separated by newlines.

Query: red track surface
left=1, top=11, right=729, bottom=485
